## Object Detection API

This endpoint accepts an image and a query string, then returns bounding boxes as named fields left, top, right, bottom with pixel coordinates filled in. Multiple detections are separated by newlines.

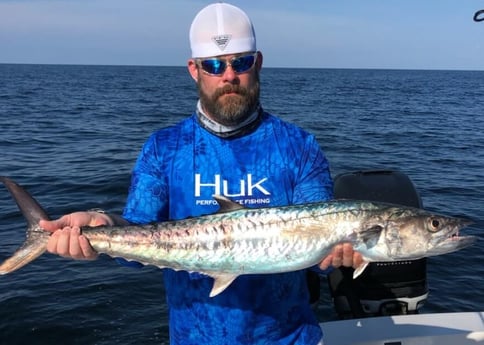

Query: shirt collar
left=195, top=100, right=262, bottom=138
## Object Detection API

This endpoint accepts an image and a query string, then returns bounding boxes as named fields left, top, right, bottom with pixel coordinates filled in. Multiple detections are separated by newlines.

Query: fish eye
left=428, top=217, right=441, bottom=232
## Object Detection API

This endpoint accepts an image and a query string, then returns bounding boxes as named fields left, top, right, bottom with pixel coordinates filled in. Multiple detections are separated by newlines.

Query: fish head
left=352, top=205, right=476, bottom=261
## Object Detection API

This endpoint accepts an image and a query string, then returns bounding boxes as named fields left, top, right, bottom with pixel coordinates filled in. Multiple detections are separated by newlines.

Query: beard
left=198, top=77, right=260, bottom=127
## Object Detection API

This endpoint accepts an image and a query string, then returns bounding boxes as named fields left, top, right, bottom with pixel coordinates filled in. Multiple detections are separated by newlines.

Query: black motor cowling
left=327, top=170, right=428, bottom=318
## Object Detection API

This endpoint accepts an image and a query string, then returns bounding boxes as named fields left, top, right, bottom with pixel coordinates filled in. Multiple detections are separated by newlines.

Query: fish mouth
left=428, top=218, right=477, bottom=255
left=436, top=235, right=477, bottom=251
left=445, top=217, right=474, bottom=238
left=430, top=218, right=476, bottom=254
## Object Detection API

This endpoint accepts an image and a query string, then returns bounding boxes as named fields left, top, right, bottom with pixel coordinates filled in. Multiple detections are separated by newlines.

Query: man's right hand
left=39, top=211, right=114, bottom=260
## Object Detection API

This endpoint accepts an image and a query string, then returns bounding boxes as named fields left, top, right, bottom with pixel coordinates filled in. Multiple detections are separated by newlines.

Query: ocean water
left=0, top=64, right=483, bottom=344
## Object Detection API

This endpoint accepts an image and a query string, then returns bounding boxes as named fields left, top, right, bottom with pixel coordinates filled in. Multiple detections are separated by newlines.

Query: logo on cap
left=212, top=34, right=232, bottom=51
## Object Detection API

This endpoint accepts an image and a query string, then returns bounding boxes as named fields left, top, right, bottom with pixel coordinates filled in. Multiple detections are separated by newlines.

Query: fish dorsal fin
left=213, top=195, right=245, bottom=213
left=209, top=273, right=239, bottom=297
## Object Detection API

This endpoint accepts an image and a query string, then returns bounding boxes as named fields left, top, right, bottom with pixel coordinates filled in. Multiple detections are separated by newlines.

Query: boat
left=320, top=311, right=484, bottom=345
left=316, top=170, right=484, bottom=344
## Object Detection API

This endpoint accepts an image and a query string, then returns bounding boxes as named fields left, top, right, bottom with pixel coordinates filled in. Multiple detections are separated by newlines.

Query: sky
left=0, top=0, right=483, bottom=70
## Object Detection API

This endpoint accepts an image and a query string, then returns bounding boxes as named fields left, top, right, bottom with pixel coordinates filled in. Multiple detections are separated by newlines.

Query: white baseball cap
left=190, top=3, right=257, bottom=58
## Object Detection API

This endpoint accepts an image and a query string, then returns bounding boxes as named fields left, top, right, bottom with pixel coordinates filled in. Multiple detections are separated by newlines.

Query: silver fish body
left=0, top=176, right=476, bottom=297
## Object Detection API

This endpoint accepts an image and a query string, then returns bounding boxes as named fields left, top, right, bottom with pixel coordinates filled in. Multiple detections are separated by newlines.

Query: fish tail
left=0, top=176, right=51, bottom=274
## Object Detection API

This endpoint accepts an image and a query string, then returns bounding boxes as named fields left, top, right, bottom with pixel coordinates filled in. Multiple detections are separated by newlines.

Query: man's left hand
left=319, top=243, right=363, bottom=270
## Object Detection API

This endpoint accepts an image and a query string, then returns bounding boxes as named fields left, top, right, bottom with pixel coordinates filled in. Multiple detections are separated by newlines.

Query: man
left=41, top=3, right=362, bottom=344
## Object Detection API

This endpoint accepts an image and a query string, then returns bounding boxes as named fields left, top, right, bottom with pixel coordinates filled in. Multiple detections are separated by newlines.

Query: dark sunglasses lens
left=231, top=55, right=255, bottom=73
left=201, top=59, right=226, bottom=75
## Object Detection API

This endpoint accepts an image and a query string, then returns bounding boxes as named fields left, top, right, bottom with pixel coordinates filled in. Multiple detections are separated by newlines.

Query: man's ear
left=255, top=51, right=263, bottom=71
left=188, top=59, right=199, bottom=82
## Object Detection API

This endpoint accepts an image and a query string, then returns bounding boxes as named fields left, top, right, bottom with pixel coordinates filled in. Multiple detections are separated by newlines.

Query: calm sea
left=0, top=64, right=483, bottom=344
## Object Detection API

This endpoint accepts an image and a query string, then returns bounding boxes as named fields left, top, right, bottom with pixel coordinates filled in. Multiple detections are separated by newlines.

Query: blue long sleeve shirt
left=122, top=111, right=333, bottom=344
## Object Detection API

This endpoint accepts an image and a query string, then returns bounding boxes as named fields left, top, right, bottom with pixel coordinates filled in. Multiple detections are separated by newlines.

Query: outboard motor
left=327, top=170, right=428, bottom=319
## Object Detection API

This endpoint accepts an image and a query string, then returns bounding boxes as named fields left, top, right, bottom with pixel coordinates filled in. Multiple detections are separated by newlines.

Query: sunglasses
left=197, top=53, right=257, bottom=76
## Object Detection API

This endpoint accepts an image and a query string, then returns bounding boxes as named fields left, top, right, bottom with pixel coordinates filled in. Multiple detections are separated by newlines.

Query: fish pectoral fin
left=209, top=273, right=239, bottom=297
left=352, top=261, right=369, bottom=279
